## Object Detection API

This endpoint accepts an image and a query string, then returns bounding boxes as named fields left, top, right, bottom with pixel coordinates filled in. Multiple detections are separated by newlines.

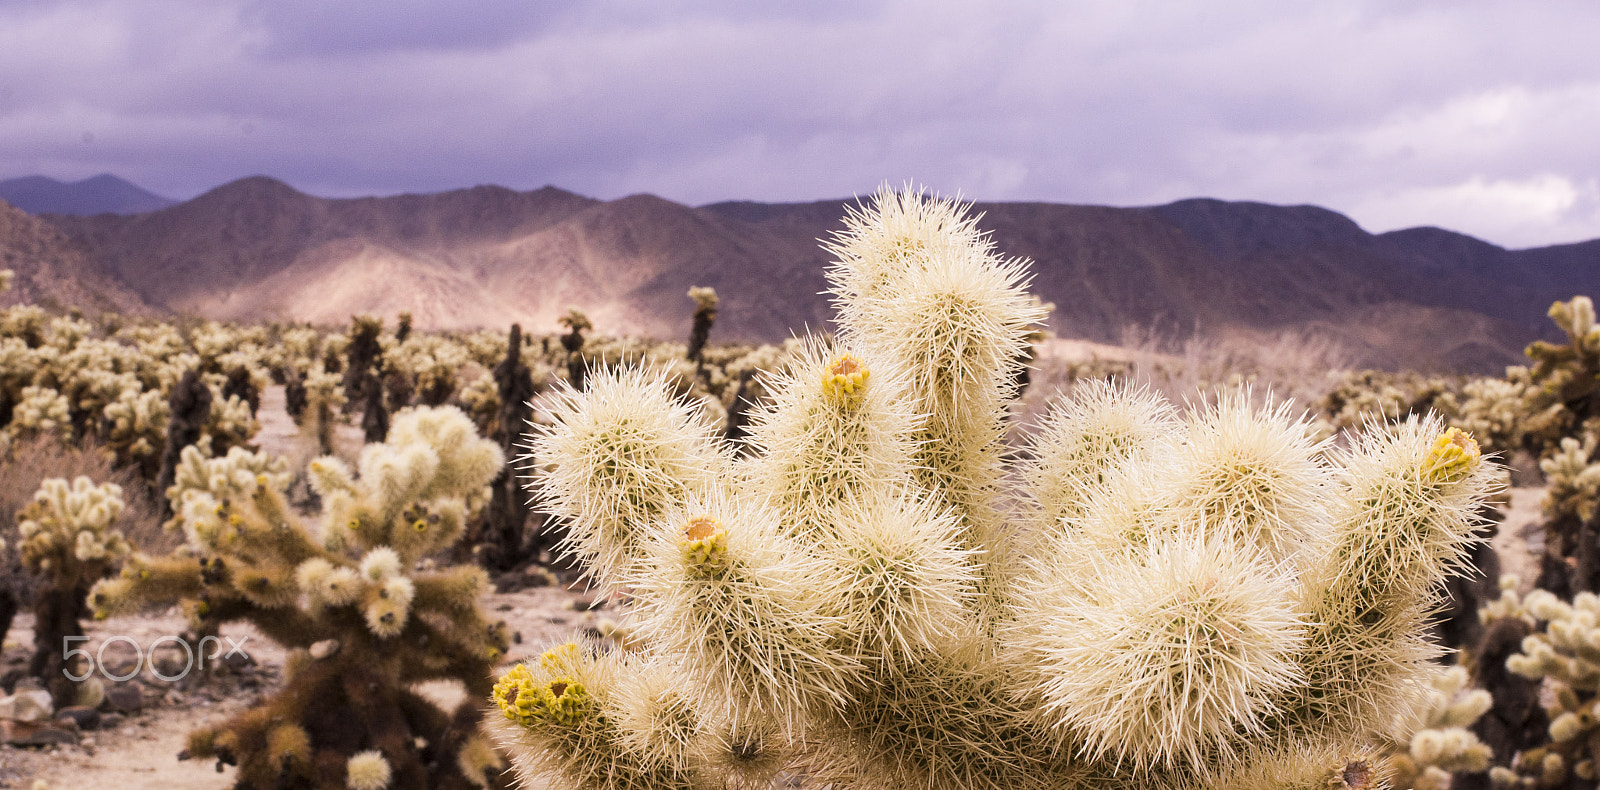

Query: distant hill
left=0, top=198, right=151, bottom=314
left=0, top=174, right=177, bottom=216
left=21, top=176, right=1600, bottom=373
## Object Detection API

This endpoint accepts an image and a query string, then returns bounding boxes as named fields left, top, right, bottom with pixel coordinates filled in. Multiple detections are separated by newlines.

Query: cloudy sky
left=1, top=0, right=1597, bottom=248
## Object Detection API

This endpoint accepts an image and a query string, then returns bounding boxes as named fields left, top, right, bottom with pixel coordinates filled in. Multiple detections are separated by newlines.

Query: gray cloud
left=1, top=0, right=1597, bottom=247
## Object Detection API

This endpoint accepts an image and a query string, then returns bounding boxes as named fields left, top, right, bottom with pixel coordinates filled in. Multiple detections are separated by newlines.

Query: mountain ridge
left=0, top=174, right=178, bottom=216
left=7, top=176, right=1598, bottom=373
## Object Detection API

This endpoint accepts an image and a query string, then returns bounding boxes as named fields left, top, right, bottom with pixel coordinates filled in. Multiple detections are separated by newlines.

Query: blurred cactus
left=342, top=313, right=385, bottom=410
left=1495, top=587, right=1600, bottom=787
left=558, top=308, right=592, bottom=391
left=686, top=286, right=719, bottom=366
left=155, top=369, right=211, bottom=509
left=499, top=188, right=1498, bottom=790
left=1383, top=665, right=1493, bottom=789
left=1535, top=434, right=1600, bottom=594
left=3, top=385, right=70, bottom=443
left=16, top=476, right=130, bottom=704
left=1522, top=296, right=1600, bottom=451
left=476, top=323, right=541, bottom=571
left=90, top=406, right=510, bottom=789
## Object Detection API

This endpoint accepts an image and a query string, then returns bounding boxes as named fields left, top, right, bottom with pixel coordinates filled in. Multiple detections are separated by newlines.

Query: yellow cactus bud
left=493, top=664, right=542, bottom=726
left=1424, top=427, right=1481, bottom=484
left=821, top=352, right=870, bottom=403
left=540, top=677, right=593, bottom=727
left=681, top=514, right=730, bottom=573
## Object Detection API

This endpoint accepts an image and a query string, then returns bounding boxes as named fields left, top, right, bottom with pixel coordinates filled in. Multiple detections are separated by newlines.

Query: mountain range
left=3, top=174, right=1598, bottom=373
left=0, top=174, right=177, bottom=216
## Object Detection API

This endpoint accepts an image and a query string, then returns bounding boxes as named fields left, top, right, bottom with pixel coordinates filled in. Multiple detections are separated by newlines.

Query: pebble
left=102, top=684, right=144, bottom=713
left=54, top=706, right=99, bottom=731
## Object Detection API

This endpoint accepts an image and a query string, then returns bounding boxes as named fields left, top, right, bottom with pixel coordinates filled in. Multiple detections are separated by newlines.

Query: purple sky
left=2, top=0, right=1598, bottom=248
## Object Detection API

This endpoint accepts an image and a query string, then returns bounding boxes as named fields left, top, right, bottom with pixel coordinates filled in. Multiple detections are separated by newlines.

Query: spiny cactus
left=497, top=188, right=1498, bottom=790
left=1492, top=586, right=1600, bottom=787
left=16, top=476, right=130, bottom=704
left=1522, top=296, right=1600, bottom=452
left=1382, top=665, right=1493, bottom=789
left=1531, top=434, right=1600, bottom=596
left=3, top=384, right=70, bottom=443
left=90, top=406, right=511, bottom=790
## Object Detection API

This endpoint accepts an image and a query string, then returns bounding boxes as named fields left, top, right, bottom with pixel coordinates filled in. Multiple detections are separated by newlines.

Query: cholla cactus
left=1522, top=296, right=1600, bottom=452
left=202, top=390, right=260, bottom=456
left=1320, top=370, right=1455, bottom=435
left=686, top=286, right=719, bottom=365
left=1382, top=665, right=1493, bottom=789
left=301, top=365, right=348, bottom=454
left=1438, top=377, right=1527, bottom=458
left=1533, top=434, right=1600, bottom=594
left=4, top=384, right=71, bottom=443
left=1542, top=434, right=1600, bottom=524
left=16, top=476, right=130, bottom=704
left=389, top=334, right=470, bottom=406
left=103, top=384, right=170, bottom=476
left=500, top=188, right=1498, bottom=790
left=90, top=407, right=510, bottom=790
left=558, top=308, right=593, bottom=389
left=1495, top=588, right=1600, bottom=787
left=460, top=371, right=500, bottom=438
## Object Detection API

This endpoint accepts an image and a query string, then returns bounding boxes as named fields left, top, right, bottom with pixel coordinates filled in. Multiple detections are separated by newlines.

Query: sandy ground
left=2, top=584, right=608, bottom=789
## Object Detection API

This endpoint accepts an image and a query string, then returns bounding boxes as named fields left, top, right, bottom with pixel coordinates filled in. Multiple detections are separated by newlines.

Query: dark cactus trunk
left=342, top=316, right=383, bottom=409
left=222, top=365, right=260, bottom=416
left=0, top=585, right=16, bottom=667
left=284, top=365, right=309, bottom=423
left=687, top=307, right=715, bottom=365
left=30, top=582, right=89, bottom=707
left=362, top=377, right=389, bottom=444
left=561, top=328, right=585, bottom=392
left=157, top=369, right=212, bottom=512
left=723, top=368, right=762, bottom=453
left=481, top=325, right=538, bottom=571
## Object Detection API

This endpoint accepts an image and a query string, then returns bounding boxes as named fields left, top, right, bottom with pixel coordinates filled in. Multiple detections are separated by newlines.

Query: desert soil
left=1, top=584, right=608, bottom=789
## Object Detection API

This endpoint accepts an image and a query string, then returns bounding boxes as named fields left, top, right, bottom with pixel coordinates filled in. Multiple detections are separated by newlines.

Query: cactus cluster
left=0, top=302, right=266, bottom=480
left=1382, top=665, right=1493, bottom=789
left=89, top=406, right=511, bottom=789
left=15, top=476, right=131, bottom=703
left=496, top=189, right=1499, bottom=790
left=1521, top=296, right=1600, bottom=451
left=1482, top=585, right=1600, bottom=787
